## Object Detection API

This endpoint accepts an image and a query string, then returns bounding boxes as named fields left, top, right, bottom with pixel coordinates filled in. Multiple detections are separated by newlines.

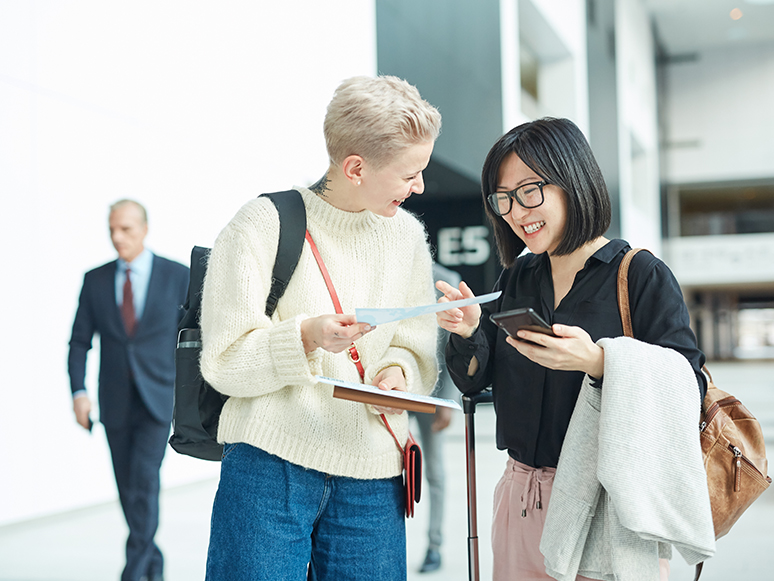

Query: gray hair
left=109, top=199, right=148, bottom=224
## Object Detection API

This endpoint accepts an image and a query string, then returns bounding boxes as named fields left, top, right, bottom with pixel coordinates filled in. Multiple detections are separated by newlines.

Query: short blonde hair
left=324, top=75, right=442, bottom=169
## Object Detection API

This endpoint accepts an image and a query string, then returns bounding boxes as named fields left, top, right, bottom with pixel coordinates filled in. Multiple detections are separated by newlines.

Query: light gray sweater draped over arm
left=540, top=336, right=715, bottom=581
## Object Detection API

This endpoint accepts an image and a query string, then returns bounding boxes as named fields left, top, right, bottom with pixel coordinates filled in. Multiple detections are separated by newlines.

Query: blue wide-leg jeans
left=205, top=443, right=406, bottom=581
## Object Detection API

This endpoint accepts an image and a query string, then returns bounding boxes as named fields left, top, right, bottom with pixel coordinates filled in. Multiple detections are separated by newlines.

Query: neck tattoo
left=309, top=174, right=331, bottom=198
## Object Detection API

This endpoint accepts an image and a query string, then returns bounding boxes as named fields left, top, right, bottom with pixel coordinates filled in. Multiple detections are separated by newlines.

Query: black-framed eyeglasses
left=487, top=181, right=548, bottom=216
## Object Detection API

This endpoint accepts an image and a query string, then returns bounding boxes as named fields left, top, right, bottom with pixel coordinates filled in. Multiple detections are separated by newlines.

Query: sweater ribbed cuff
left=268, top=314, right=316, bottom=386
left=366, top=346, right=424, bottom=395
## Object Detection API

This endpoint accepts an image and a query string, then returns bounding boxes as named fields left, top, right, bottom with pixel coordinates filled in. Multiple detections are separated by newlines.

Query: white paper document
left=355, top=291, right=501, bottom=327
left=315, top=375, right=462, bottom=411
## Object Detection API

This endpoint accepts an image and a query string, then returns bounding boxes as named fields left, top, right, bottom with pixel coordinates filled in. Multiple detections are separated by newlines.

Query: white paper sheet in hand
left=355, top=291, right=501, bottom=327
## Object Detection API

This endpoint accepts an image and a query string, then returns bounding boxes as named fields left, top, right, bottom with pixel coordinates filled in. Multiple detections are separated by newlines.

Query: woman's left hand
left=505, top=324, right=605, bottom=379
left=371, top=365, right=407, bottom=415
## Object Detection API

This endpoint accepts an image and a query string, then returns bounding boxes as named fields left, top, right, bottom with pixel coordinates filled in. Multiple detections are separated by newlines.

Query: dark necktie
left=122, top=267, right=137, bottom=337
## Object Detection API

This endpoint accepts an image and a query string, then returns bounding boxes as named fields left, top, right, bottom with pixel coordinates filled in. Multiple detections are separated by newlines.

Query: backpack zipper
left=729, top=444, right=767, bottom=491
left=733, top=446, right=742, bottom=492
left=700, top=397, right=766, bottom=492
left=700, top=396, right=741, bottom=430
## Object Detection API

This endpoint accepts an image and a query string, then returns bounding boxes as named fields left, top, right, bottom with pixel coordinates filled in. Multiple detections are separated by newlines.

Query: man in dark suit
left=68, top=199, right=189, bottom=581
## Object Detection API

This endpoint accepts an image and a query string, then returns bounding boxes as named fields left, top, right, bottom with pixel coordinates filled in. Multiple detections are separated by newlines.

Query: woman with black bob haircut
left=482, top=117, right=611, bottom=265
left=437, top=117, right=709, bottom=580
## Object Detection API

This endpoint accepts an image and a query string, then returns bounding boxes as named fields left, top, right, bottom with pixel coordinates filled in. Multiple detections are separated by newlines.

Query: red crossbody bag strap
left=305, top=231, right=365, bottom=377
left=379, top=411, right=405, bottom=453
left=304, top=230, right=403, bottom=453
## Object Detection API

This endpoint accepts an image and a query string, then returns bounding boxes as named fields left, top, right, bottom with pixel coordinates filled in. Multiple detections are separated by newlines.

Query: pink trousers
left=491, top=457, right=669, bottom=581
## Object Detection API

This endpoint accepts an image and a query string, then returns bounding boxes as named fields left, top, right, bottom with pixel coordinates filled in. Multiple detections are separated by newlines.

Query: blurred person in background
left=68, top=200, right=189, bottom=581
left=412, top=262, right=461, bottom=574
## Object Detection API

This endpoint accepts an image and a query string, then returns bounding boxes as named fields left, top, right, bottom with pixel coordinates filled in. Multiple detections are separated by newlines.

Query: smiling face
left=497, top=152, right=567, bottom=256
left=357, top=141, right=434, bottom=217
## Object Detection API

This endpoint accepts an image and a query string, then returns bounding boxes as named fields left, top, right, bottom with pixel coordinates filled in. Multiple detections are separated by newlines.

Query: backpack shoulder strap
left=178, top=245, right=210, bottom=332
left=262, top=190, right=306, bottom=317
left=616, top=247, right=651, bottom=337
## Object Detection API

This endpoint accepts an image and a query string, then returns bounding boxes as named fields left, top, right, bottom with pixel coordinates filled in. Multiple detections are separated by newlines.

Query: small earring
left=357, top=180, right=362, bottom=186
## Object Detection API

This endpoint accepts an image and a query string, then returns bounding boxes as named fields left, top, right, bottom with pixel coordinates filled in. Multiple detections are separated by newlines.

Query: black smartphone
left=489, top=307, right=556, bottom=341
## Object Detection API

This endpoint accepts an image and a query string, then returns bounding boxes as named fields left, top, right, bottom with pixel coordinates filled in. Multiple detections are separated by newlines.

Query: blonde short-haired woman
left=202, top=75, right=442, bottom=581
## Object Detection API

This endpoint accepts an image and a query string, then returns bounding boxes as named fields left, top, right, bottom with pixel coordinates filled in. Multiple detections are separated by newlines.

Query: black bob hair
left=481, top=117, right=611, bottom=268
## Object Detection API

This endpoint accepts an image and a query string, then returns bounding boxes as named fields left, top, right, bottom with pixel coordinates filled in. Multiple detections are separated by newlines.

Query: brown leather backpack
left=618, top=248, right=771, bottom=579
left=698, top=367, right=771, bottom=538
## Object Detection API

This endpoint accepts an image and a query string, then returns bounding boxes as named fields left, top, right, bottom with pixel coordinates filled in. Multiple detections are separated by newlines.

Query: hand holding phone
left=489, top=307, right=557, bottom=343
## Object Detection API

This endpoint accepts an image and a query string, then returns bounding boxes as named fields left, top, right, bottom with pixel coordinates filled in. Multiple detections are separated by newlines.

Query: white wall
left=663, top=42, right=774, bottom=184
left=616, top=0, right=663, bottom=254
left=0, top=0, right=377, bottom=526
left=529, top=0, right=589, bottom=133
left=500, top=0, right=589, bottom=133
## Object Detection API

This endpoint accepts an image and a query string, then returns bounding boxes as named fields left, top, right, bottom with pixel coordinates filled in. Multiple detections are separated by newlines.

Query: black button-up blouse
left=446, top=239, right=707, bottom=469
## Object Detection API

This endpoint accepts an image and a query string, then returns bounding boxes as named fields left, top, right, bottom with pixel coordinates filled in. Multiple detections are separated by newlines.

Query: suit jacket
left=68, top=253, right=189, bottom=428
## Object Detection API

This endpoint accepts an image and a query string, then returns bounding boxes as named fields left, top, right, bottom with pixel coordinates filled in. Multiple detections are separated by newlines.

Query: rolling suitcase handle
left=462, top=389, right=493, bottom=581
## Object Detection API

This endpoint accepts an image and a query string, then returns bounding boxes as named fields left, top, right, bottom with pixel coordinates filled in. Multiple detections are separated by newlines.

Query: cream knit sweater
left=200, top=187, right=439, bottom=479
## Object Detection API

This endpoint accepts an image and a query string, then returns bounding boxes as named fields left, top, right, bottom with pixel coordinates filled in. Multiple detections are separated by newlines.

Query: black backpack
left=169, top=190, right=306, bottom=461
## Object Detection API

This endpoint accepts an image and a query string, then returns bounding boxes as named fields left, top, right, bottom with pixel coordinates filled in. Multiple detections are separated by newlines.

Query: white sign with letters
left=664, top=233, right=774, bottom=287
left=438, top=226, right=491, bottom=266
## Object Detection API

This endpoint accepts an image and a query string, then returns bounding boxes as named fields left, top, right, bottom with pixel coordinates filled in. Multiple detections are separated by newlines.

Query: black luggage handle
left=462, top=388, right=493, bottom=581
left=462, top=389, right=493, bottom=413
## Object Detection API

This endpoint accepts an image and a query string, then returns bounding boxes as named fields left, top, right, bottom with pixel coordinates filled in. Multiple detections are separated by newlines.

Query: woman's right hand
left=300, top=314, right=373, bottom=354
left=435, top=280, right=481, bottom=339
